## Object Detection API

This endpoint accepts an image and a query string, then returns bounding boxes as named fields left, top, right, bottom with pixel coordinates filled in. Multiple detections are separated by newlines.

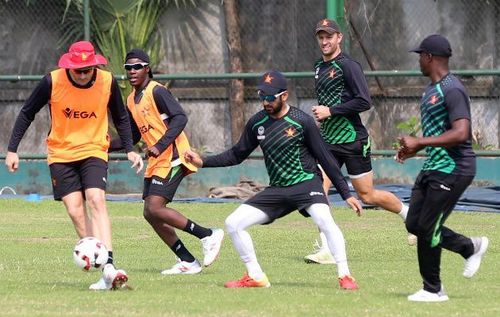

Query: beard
left=264, top=98, right=285, bottom=115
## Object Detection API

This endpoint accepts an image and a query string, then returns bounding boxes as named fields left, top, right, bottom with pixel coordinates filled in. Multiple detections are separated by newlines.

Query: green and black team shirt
left=420, top=73, right=475, bottom=175
left=203, top=106, right=352, bottom=200
left=314, top=52, right=371, bottom=144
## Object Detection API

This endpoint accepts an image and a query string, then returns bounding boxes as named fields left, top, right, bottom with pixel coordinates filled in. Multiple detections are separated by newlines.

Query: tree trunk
left=223, top=0, right=245, bottom=145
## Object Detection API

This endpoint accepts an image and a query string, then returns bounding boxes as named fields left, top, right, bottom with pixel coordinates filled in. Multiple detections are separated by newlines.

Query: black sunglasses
left=73, top=67, right=94, bottom=75
left=124, top=62, right=149, bottom=71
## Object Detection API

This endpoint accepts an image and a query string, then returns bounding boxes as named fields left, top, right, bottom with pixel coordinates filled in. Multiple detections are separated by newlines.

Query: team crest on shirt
left=284, top=127, right=295, bottom=137
left=429, top=95, right=438, bottom=105
left=257, top=126, right=265, bottom=140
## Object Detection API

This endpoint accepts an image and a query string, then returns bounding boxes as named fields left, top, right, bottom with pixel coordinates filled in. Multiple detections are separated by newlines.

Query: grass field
left=0, top=199, right=498, bottom=317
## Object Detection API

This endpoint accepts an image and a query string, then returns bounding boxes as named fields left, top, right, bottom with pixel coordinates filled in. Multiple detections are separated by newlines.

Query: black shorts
left=143, top=166, right=184, bottom=202
left=49, top=157, right=108, bottom=201
left=245, top=176, right=329, bottom=224
left=327, top=137, right=372, bottom=177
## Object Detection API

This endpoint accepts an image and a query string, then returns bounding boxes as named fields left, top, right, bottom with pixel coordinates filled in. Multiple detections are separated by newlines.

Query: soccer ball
left=73, top=237, right=108, bottom=271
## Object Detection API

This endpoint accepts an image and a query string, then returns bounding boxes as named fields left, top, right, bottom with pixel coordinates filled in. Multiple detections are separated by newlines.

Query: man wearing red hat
left=5, top=40, right=144, bottom=290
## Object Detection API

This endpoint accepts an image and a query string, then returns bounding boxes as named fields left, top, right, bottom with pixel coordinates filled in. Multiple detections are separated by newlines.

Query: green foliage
left=0, top=199, right=499, bottom=316
left=59, top=0, right=197, bottom=97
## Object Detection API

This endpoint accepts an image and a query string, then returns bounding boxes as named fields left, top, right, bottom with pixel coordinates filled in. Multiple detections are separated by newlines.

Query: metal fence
left=0, top=0, right=498, bottom=153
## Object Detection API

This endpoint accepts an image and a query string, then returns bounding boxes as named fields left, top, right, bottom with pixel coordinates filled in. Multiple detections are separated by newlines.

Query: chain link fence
left=0, top=0, right=498, bottom=153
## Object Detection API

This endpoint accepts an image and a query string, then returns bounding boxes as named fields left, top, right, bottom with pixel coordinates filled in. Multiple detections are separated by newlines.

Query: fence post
left=326, top=0, right=349, bottom=53
left=83, top=0, right=90, bottom=40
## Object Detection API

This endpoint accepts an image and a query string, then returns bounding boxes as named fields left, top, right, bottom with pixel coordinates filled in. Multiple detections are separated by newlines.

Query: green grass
left=0, top=199, right=499, bottom=317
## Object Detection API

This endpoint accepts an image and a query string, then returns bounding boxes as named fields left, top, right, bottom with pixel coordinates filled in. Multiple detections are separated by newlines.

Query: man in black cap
left=112, top=48, right=225, bottom=275
left=398, top=34, right=488, bottom=302
left=185, top=70, right=362, bottom=290
left=304, top=19, right=413, bottom=265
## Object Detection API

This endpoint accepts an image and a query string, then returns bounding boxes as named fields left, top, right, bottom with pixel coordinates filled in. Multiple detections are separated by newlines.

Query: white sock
left=307, top=204, right=350, bottom=277
left=398, top=203, right=409, bottom=221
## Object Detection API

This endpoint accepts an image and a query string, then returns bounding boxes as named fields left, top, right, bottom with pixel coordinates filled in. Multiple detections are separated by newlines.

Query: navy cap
left=125, top=48, right=153, bottom=78
left=315, top=19, right=341, bottom=35
left=409, top=34, right=452, bottom=57
left=257, top=70, right=287, bottom=95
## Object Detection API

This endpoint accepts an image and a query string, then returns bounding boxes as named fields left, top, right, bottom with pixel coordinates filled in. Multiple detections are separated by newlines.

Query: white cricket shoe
left=89, top=264, right=128, bottom=290
left=161, top=259, right=202, bottom=275
left=201, top=228, right=224, bottom=266
left=304, top=240, right=335, bottom=264
left=463, top=236, right=489, bottom=278
left=408, top=287, right=449, bottom=302
left=407, top=233, right=418, bottom=246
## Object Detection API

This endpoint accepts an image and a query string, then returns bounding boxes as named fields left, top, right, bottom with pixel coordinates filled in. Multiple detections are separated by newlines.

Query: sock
left=106, top=251, right=114, bottom=265
left=398, top=203, right=409, bottom=221
left=170, top=239, right=196, bottom=263
left=337, top=260, right=351, bottom=277
left=183, top=219, right=212, bottom=239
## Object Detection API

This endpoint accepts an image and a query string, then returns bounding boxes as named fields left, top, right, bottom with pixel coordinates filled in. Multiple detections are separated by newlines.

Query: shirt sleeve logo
left=257, top=126, right=265, bottom=140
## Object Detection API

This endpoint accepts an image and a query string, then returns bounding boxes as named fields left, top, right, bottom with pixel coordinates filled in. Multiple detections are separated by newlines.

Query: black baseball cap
left=315, top=19, right=341, bottom=35
left=125, top=48, right=153, bottom=78
left=257, top=70, right=287, bottom=95
left=409, top=34, right=452, bottom=57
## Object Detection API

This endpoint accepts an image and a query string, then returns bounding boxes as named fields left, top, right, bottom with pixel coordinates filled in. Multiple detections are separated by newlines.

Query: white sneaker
left=407, top=233, right=418, bottom=246
left=201, top=228, right=224, bottom=266
left=408, top=288, right=449, bottom=302
left=161, top=259, right=202, bottom=275
left=304, top=240, right=335, bottom=264
left=89, top=276, right=112, bottom=290
left=463, top=237, right=489, bottom=278
left=89, top=264, right=128, bottom=290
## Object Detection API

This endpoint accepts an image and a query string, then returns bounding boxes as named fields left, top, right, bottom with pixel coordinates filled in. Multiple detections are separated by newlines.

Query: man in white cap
left=5, top=40, right=143, bottom=290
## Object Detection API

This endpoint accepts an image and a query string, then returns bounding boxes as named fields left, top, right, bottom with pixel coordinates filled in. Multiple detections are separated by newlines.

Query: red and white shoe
left=338, top=275, right=358, bottom=290
left=224, top=273, right=271, bottom=288
left=89, top=264, right=128, bottom=290
left=161, top=259, right=202, bottom=275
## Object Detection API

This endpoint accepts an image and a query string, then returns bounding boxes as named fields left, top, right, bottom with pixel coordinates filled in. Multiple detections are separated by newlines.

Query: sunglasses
left=258, top=90, right=286, bottom=102
left=73, top=67, right=94, bottom=75
left=124, top=62, right=149, bottom=71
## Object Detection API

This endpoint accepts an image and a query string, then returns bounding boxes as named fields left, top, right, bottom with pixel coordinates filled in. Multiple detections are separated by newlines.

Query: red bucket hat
left=58, top=41, right=108, bottom=69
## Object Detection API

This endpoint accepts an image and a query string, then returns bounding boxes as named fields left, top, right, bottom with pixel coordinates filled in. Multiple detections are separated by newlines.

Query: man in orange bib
left=110, top=48, right=224, bottom=274
left=5, top=41, right=144, bottom=290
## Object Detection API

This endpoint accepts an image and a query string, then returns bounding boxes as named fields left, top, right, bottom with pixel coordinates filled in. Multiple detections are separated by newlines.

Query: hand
left=184, top=149, right=203, bottom=168
left=311, top=105, right=331, bottom=122
left=394, top=147, right=417, bottom=164
left=127, top=151, right=144, bottom=173
left=146, top=146, right=160, bottom=158
left=346, top=196, right=363, bottom=216
left=398, top=136, right=423, bottom=154
left=5, top=151, right=19, bottom=172
left=395, top=136, right=422, bottom=163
